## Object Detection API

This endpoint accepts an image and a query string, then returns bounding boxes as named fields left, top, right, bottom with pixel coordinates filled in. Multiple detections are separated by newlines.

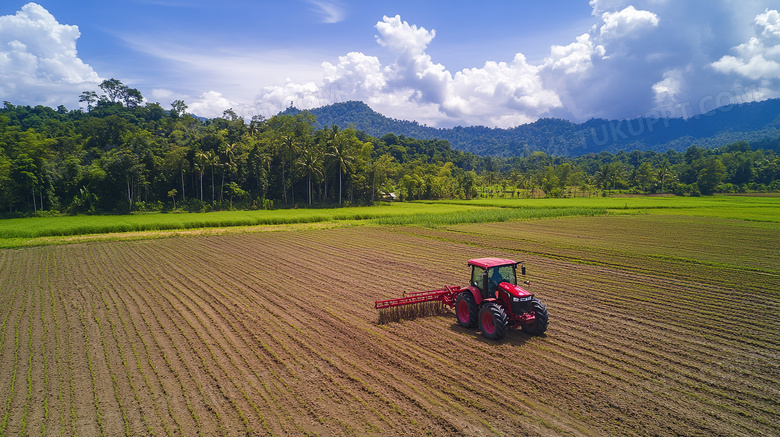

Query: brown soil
left=0, top=216, right=777, bottom=436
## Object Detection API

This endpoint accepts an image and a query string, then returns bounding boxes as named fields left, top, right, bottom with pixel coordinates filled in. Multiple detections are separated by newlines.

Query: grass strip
left=372, top=206, right=606, bottom=226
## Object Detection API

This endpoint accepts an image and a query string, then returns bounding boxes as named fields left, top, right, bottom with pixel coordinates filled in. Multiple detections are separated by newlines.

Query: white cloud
left=599, top=6, right=659, bottom=40
left=115, top=32, right=326, bottom=114
left=375, top=14, right=434, bottom=56
left=652, top=68, right=685, bottom=106
left=255, top=15, right=564, bottom=127
left=713, top=51, right=780, bottom=81
left=122, top=3, right=780, bottom=125
left=188, top=91, right=234, bottom=117
left=254, top=6, right=667, bottom=127
left=0, top=2, right=101, bottom=109
left=150, top=88, right=175, bottom=101
left=756, top=8, right=780, bottom=44
left=444, top=54, right=561, bottom=122
left=307, top=0, right=346, bottom=24
left=6, top=2, right=779, bottom=128
left=376, top=16, right=450, bottom=106
left=322, top=51, right=385, bottom=98
left=538, top=3, right=663, bottom=120
left=254, top=80, right=330, bottom=116
left=543, top=1, right=777, bottom=121
left=588, top=0, right=624, bottom=16
left=712, top=9, right=780, bottom=81
left=545, top=33, right=605, bottom=74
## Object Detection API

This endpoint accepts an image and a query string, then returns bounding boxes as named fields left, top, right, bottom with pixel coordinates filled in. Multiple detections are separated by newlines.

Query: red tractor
left=375, top=258, right=549, bottom=340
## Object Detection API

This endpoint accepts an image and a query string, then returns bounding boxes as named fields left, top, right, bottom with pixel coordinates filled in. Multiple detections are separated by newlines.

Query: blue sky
left=1, top=1, right=779, bottom=127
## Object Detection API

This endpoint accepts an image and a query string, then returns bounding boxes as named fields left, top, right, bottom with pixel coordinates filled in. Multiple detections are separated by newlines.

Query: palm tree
left=220, top=143, right=238, bottom=202
left=327, top=130, right=356, bottom=205
left=248, top=115, right=265, bottom=137
left=595, top=162, right=620, bottom=192
left=194, top=151, right=208, bottom=200
left=274, top=132, right=297, bottom=205
left=283, top=135, right=299, bottom=205
left=595, top=164, right=610, bottom=192
left=249, top=145, right=272, bottom=200
left=296, top=145, right=323, bottom=205
left=203, top=150, right=219, bottom=203
left=370, top=154, right=394, bottom=202
left=656, top=160, right=673, bottom=193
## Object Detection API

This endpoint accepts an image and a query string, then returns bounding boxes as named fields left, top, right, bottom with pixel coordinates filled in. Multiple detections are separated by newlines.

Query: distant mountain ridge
left=283, top=100, right=780, bottom=157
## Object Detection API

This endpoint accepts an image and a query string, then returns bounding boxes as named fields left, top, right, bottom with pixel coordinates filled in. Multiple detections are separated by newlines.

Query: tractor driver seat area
left=488, top=268, right=504, bottom=297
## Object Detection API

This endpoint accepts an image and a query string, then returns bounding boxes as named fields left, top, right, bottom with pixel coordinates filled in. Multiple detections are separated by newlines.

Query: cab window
left=471, top=266, right=485, bottom=290
left=493, top=265, right=516, bottom=285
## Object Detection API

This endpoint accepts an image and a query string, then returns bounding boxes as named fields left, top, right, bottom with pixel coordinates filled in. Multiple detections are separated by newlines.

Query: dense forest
left=1, top=80, right=779, bottom=216
left=293, top=100, right=780, bottom=157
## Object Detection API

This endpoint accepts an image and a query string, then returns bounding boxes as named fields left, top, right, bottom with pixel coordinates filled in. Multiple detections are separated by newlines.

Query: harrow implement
left=375, top=286, right=463, bottom=324
left=373, top=258, right=548, bottom=339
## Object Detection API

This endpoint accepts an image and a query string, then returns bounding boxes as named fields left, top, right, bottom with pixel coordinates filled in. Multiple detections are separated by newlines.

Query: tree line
left=0, top=80, right=778, bottom=215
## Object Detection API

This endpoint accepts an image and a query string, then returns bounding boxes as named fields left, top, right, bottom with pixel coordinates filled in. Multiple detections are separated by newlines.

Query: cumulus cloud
left=443, top=54, right=561, bottom=125
left=0, top=2, right=100, bottom=109
left=322, top=51, right=386, bottom=97
left=255, top=15, right=564, bottom=127
left=756, top=8, right=780, bottom=44
left=375, top=15, right=434, bottom=56
left=543, top=1, right=776, bottom=121
left=7, top=2, right=778, bottom=127
left=712, top=9, right=780, bottom=81
left=652, top=68, right=685, bottom=106
left=188, top=91, right=234, bottom=117
left=545, top=33, right=605, bottom=74
left=254, top=6, right=672, bottom=126
left=599, top=6, right=659, bottom=40
left=124, top=3, right=780, bottom=125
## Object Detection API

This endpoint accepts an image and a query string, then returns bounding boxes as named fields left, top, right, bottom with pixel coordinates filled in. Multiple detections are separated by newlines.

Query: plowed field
left=0, top=214, right=777, bottom=436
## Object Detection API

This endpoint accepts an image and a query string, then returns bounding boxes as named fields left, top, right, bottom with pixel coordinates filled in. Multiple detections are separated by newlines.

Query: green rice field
left=0, top=194, right=777, bottom=248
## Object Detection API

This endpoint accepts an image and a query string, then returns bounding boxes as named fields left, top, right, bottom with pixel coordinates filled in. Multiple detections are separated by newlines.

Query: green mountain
left=283, top=100, right=780, bottom=157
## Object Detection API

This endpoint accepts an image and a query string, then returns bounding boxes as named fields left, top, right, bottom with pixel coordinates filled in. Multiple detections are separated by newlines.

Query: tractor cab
left=468, top=258, right=525, bottom=300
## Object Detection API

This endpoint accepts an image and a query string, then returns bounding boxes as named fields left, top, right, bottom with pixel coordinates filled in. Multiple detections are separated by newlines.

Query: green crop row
left=0, top=263, right=29, bottom=437
left=78, top=308, right=104, bottom=437
left=120, top=260, right=206, bottom=434
left=150, top=243, right=293, bottom=435
left=94, top=247, right=176, bottom=437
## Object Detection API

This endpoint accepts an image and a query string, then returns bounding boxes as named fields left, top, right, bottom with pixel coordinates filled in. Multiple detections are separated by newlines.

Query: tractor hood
left=499, top=282, right=532, bottom=298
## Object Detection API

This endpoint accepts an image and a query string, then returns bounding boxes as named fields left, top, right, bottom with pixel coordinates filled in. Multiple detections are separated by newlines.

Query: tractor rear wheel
left=479, top=302, right=508, bottom=340
left=455, top=292, right=478, bottom=328
left=522, top=297, right=549, bottom=335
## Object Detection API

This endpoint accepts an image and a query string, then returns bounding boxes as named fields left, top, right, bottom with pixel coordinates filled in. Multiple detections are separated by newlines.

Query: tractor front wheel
left=479, top=302, right=508, bottom=340
left=455, top=292, right=478, bottom=328
left=522, top=297, right=549, bottom=335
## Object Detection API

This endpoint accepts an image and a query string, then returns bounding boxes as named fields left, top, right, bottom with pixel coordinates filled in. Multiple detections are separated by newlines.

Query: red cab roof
left=468, top=258, right=518, bottom=269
